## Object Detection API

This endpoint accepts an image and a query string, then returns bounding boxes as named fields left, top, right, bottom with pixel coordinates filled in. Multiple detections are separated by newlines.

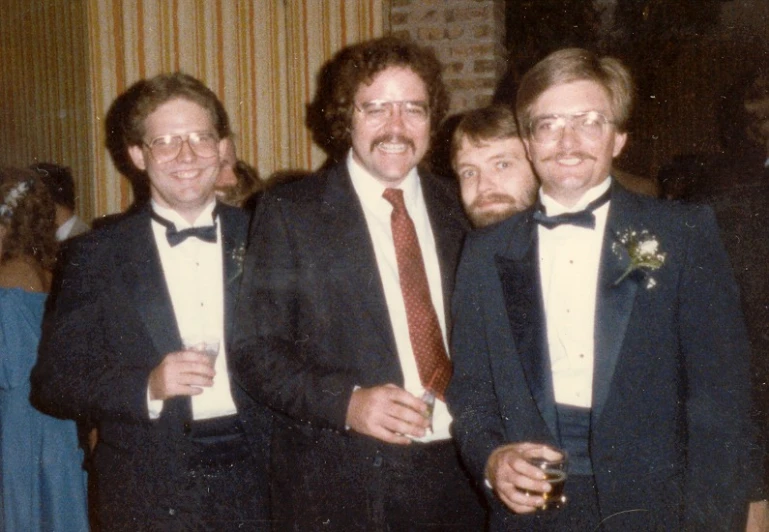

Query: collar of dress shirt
left=347, top=149, right=421, bottom=215
left=539, top=177, right=613, bottom=217
left=150, top=199, right=217, bottom=230
left=55, top=215, right=77, bottom=241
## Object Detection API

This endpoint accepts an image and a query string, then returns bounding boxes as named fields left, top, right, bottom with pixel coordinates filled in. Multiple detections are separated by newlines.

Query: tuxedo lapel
left=322, top=166, right=399, bottom=359
left=123, top=208, right=182, bottom=362
left=592, top=185, right=641, bottom=423
left=421, top=173, right=467, bottom=324
left=496, top=213, right=559, bottom=439
left=218, top=204, right=248, bottom=342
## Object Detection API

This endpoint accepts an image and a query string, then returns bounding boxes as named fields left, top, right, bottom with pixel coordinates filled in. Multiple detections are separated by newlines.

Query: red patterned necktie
left=382, top=188, right=452, bottom=399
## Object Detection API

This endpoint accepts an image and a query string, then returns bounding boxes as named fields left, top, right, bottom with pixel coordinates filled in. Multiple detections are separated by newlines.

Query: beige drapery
left=0, top=0, right=386, bottom=219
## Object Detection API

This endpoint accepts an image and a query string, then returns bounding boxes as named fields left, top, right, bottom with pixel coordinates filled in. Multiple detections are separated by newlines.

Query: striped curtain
left=0, top=1, right=92, bottom=213
left=1, top=0, right=386, bottom=219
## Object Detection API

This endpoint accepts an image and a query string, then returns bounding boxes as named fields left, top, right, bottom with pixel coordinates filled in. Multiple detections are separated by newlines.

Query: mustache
left=543, top=151, right=596, bottom=162
left=369, top=135, right=416, bottom=153
left=471, top=192, right=517, bottom=209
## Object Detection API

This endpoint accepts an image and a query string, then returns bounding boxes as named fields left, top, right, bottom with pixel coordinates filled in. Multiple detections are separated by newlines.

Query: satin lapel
left=125, top=208, right=182, bottom=363
left=592, top=186, right=640, bottom=423
left=495, top=214, right=559, bottom=439
left=218, top=204, right=248, bottom=342
left=322, top=166, right=398, bottom=357
left=421, top=173, right=468, bottom=325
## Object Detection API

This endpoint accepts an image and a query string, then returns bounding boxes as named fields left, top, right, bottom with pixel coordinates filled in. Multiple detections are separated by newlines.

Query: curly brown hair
left=0, top=167, right=57, bottom=270
left=320, top=36, right=448, bottom=154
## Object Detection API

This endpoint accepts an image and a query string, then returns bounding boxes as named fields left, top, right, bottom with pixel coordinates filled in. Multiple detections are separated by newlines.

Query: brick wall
left=390, top=0, right=507, bottom=114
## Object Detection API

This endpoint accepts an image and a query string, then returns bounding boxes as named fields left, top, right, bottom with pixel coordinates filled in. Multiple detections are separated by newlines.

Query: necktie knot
left=151, top=210, right=218, bottom=246
left=533, top=188, right=611, bottom=230
left=382, top=187, right=406, bottom=212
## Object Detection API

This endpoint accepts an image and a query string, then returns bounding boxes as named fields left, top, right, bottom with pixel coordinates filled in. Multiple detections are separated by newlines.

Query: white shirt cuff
left=147, top=387, right=164, bottom=420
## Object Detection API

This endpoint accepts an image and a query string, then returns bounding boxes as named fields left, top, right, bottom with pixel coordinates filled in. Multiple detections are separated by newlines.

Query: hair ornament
left=0, top=180, right=32, bottom=220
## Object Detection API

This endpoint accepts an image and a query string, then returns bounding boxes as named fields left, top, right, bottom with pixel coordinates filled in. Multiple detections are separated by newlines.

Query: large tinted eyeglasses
left=354, top=100, right=430, bottom=127
left=144, top=132, right=219, bottom=163
left=529, top=111, right=614, bottom=143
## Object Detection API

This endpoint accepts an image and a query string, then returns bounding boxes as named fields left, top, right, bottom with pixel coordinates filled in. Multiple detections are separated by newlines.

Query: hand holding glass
left=182, top=337, right=220, bottom=366
left=522, top=445, right=568, bottom=511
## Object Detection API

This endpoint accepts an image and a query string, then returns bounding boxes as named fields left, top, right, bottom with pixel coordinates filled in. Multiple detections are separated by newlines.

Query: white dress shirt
left=147, top=200, right=237, bottom=420
left=347, top=151, right=452, bottom=441
left=538, top=178, right=611, bottom=408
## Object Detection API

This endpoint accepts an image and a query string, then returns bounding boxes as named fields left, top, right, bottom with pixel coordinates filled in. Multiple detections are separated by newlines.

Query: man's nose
left=384, top=105, right=406, bottom=130
left=477, top=172, right=495, bottom=194
left=556, top=122, right=581, bottom=148
left=176, top=138, right=197, bottom=161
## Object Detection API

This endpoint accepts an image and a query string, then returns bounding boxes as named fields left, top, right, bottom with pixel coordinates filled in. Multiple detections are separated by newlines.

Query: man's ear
left=218, top=137, right=231, bottom=159
left=612, top=132, right=628, bottom=158
left=128, top=145, right=147, bottom=171
left=522, top=138, right=534, bottom=162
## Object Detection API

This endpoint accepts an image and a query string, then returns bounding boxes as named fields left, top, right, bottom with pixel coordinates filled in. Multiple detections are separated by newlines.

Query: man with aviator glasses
left=448, top=48, right=760, bottom=530
left=32, top=72, right=271, bottom=530
left=232, top=36, right=485, bottom=530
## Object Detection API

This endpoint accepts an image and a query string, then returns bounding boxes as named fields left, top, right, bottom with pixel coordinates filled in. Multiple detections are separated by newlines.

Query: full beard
left=467, top=194, right=521, bottom=228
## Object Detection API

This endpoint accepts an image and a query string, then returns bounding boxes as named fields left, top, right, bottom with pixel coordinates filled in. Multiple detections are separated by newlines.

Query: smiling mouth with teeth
left=377, top=142, right=408, bottom=153
left=370, top=135, right=415, bottom=154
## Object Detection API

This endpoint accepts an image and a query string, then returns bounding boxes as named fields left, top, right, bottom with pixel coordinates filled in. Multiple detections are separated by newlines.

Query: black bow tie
left=533, top=189, right=611, bottom=230
left=151, top=210, right=218, bottom=246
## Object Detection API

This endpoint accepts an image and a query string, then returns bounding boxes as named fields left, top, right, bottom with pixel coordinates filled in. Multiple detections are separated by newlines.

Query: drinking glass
left=182, top=336, right=220, bottom=365
left=522, top=445, right=568, bottom=511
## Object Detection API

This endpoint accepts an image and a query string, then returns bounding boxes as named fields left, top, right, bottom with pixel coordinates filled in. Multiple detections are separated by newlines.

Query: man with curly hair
left=233, top=36, right=485, bottom=530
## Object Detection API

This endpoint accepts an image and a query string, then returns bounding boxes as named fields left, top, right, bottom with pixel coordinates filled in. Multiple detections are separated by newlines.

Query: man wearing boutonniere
left=447, top=48, right=761, bottom=531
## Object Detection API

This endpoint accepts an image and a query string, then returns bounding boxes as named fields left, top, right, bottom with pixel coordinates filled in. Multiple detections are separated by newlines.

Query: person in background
left=450, top=105, right=538, bottom=227
left=31, top=72, right=270, bottom=531
left=0, top=167, right=88, bottom=531
left=232, top=36, right=486, bottom=530
left=707, top=71, right=769, bottom=531
left=215, top=137, right=263, bottom=208
left=30, top=162, right=90, bottom=241
left=448, top=47, right=759, bottom=530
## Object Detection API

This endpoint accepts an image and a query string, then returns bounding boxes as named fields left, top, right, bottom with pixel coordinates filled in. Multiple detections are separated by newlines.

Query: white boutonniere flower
left=612, top=230, right=666, bottom=289
left=228, top=243, right=246, bottom=282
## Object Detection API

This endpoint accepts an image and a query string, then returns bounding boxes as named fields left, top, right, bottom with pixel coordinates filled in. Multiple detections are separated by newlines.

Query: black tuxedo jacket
left=231, top=162, right=468, bottom=520
left=31, top=202, right=270, bottom=524
left=447, top=183, right=759, bottom=531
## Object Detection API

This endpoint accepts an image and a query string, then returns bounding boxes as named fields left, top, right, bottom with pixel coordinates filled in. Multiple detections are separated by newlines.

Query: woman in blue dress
left=0, top=167, right=88, bottom=531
